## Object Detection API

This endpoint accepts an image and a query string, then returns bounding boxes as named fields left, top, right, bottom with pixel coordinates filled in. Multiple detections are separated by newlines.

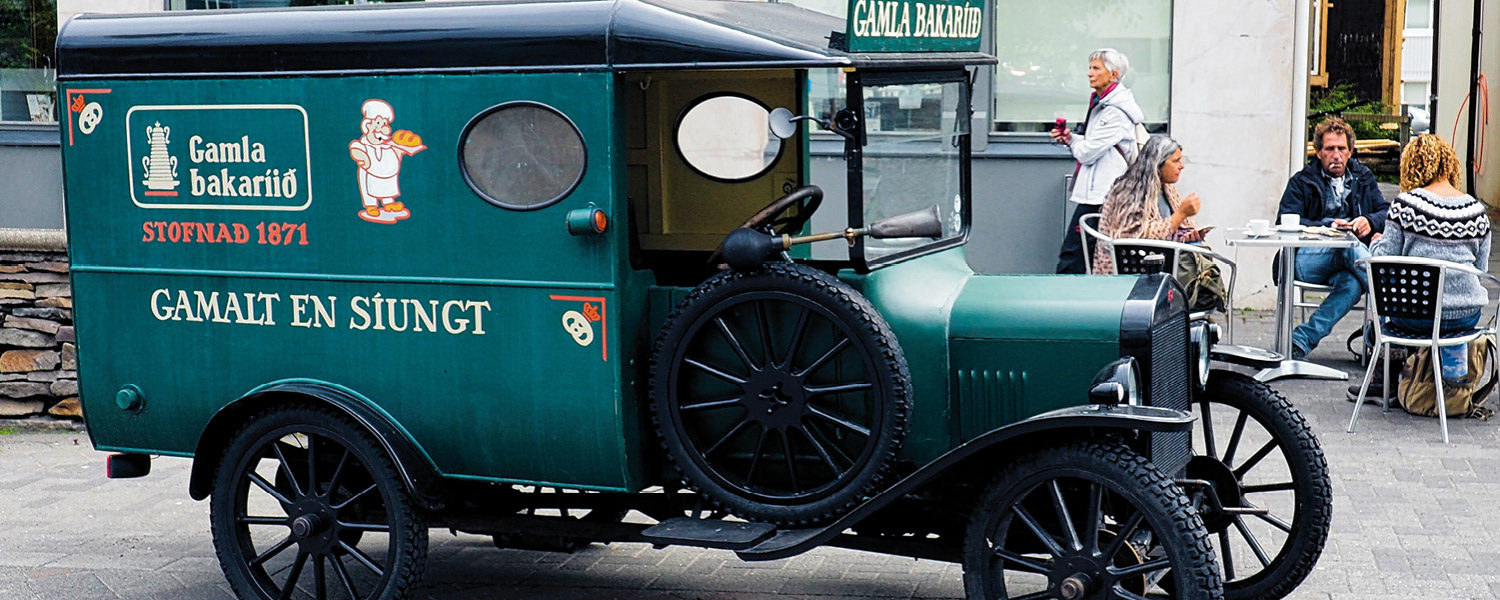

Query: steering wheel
left=738, top=185, right=824, bottom=236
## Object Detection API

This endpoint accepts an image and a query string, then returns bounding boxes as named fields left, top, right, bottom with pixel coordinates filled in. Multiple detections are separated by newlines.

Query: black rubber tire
left=649, top=262, right=910, bottom=526
left=963, top=441, right=1224, bottom=600
left=210, top=405, right=428, bottom=600
left=1193, top=371, right=1332, bottom=600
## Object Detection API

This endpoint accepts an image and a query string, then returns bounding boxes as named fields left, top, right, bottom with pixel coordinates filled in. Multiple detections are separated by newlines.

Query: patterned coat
left=1092, top=183, right=1195, bottom=275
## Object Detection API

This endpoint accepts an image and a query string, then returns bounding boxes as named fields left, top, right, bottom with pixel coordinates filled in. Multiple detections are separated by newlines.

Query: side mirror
left=769, top=107, right=798, bottom=140
left=766, top=107, right=857, bottom=143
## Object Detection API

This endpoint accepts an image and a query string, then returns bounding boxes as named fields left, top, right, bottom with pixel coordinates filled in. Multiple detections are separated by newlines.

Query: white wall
left=1432, top=0, right=1500, bottom=208
left=1171, top=0, right=1298, bottom=309
left=58, top=0, right=159, bottom=27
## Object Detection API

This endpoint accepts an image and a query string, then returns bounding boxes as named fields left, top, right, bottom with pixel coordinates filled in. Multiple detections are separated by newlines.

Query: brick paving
left=3, top=287, right=1500, bottom=598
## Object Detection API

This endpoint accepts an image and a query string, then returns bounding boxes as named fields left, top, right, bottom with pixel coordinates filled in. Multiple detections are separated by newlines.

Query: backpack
left=1176, top=251, right=1227, bottom=314
left=1109, top=106, right=1149, bottom=162
left=1397, top=334, right=1499, bottom=420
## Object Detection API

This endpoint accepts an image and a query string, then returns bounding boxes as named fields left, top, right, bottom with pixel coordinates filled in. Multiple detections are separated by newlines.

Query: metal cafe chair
left=1079, top=213, right=1103, bottom=274
left=1079, top=221, right=1238, bottom=343
left=1346, top=256, right=1500, bottom=444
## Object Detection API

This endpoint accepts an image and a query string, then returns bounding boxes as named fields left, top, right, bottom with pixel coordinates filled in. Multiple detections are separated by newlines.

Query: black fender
left=187, top=379, right=445, bottom=511
left=736, top=404, right=1194, bottom=561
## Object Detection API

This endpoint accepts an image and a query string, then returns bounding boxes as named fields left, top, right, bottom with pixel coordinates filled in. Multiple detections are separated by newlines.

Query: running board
left=640, top=518, right=777, bottom=550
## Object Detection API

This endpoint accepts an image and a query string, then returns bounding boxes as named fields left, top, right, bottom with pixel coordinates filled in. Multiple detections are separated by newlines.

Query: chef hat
left=361, top=99, right=394, bottom=122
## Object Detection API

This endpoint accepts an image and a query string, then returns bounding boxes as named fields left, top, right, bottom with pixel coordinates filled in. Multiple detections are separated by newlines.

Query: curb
left=0, top=417, right=86, bottom=433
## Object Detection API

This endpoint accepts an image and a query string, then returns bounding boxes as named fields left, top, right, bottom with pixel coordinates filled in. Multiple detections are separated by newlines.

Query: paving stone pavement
left=3, top=305, right=1500, bottom=599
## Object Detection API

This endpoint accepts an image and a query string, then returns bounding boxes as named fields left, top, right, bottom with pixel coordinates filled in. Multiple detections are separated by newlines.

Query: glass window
left=0, top=0, right=58, bottom=123
left=675, top=94, right=782, bottom=182
left=459, top=102, right=587, bottom=211
left=861, top=79, right=967, bottom=260
left=1404, top=0, right=1431, bottom=29
left=992, top=0, right=1172, bottom=133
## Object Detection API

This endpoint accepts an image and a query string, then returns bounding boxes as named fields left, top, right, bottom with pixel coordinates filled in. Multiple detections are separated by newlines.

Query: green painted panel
left=846, top=0, right=983, bottom=53
left=950, top=274, right=1137, bottom=341
left=950, top=338, right=1117, bottom=440
left=61, top=73, right=619, bottom=284
left=64, top=72, right=651, bottom=491
left=842, top=248, right=971, bottom=464
left=75, top=271, right=638, bottom=489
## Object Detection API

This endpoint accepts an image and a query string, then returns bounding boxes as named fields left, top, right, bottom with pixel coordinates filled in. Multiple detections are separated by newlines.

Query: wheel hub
left=1057, top=573, right=1092, bottom=600
left=743, top=370, right=807, bottom=429
left=288, top=498, right=339, bottom=551
left=291, top=514, right=325, bottom=539
left=1051, top=556, right=1107, bottom=599
left=1187, top=455, right=1246, bottom=532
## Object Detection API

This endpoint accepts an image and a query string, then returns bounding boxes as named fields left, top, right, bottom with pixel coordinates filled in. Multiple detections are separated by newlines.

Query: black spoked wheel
left=210, top=405, right=428, bottom=600
left=650, top=262, right=910, bottom=525
left=1191, top=371, right=1331, bottom=600
left=963, top=442, right=1223, bottom=600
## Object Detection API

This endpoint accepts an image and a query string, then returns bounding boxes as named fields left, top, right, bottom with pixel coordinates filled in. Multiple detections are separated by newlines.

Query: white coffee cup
left=1279, top=213, right=1300, bottom=228
left=1248, top=219, right=1271, bottom=236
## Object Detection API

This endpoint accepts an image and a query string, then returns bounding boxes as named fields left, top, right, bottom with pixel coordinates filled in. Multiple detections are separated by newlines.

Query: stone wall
left=0, top=250, right=77, bottom=421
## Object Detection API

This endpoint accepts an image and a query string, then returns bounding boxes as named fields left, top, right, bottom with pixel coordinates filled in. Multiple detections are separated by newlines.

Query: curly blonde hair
left=1399, top=134, right=1463, bottom=192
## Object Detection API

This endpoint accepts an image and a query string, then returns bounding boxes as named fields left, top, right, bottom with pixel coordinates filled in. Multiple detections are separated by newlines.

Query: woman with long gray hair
left=1092, top=134, right=1202, bottom=274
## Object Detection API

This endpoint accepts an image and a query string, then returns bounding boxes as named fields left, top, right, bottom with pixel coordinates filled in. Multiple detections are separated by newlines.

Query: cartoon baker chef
left=349, top=99, right=426, bottom=224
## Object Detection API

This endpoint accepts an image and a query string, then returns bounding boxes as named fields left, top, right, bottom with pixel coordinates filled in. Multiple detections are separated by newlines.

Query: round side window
left=675, top=95, right=782, bottom=182
left=460, top=102, right=586, bottom=211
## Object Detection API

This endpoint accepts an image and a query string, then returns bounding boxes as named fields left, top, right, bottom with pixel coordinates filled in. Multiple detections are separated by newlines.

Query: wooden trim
left=1381, top=0, right=1405, bottom=108
left=1310, top=0, right=1330, bottom=86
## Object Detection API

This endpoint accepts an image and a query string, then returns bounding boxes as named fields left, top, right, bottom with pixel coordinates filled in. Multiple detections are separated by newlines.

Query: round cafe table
left=1225, top=226, right=1359, bottom=381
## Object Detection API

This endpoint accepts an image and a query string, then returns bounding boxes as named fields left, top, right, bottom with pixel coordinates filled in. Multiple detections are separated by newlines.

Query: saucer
left=1276, top=224, right=1303, bottom=232
left=1244, top=230, right=1273, bottom=238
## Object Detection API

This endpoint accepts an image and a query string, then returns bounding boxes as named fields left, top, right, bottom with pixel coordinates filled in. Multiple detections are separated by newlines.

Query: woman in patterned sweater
left=1371, top=134, right=1493, bottom=383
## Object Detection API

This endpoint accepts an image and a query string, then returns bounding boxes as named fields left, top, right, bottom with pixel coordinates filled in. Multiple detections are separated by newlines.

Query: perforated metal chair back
left=1349, top=256, right=1500, bottom=443
left=1110, top=242, right=1180, bottom=276
left=1368, top=261, right=1444, bottom=321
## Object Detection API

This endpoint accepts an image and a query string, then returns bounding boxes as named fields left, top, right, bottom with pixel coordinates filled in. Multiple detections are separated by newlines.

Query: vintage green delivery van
left=57, top=1, right=1328, bottom=599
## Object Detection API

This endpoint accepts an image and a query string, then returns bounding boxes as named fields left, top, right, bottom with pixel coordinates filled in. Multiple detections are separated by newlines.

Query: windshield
left=858, top=77, right=969, bottom=264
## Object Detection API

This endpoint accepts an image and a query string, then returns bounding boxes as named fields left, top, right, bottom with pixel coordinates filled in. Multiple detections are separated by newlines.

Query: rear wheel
left=210, top=405, right=428, bottom=600
left=650, top=262, right=910, bottom=525
left=963, top=442, right=1223, bottom=600
left=1191, top=371, right=1331, bottom=600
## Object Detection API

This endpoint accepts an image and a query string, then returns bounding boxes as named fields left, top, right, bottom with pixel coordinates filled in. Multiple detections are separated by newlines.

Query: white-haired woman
left=1050, top=48, right=1146, bottom=274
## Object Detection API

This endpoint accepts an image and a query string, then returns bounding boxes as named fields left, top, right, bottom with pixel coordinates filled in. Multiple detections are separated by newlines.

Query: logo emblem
left=550, top=295, right=608, bottom=361
left=78, top=102, right=104, bottom=135
left=350, top=99, right=426, bottom=224
left=562, top=310, right=594, bottom=346
left=141, top=122, right=180, bottom=194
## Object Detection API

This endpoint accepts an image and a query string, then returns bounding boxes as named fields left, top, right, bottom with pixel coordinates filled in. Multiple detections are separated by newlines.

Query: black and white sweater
left=1371, top=188, right=1493, bottom=318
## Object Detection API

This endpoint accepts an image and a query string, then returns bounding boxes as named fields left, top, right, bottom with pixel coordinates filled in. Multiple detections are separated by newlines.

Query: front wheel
left=964, top=441, right=1223, bottom=600
left=1191, top=371, right=1331, bottom=600
left=210, top=405, right=428, bottom=600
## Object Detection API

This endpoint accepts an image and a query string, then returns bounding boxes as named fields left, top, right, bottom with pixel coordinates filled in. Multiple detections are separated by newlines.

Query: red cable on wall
left=1450, top=73, right=1489, bottom=176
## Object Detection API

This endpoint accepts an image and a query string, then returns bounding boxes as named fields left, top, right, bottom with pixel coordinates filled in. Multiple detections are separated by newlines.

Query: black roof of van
left=56, top=0, right=994, bottom=79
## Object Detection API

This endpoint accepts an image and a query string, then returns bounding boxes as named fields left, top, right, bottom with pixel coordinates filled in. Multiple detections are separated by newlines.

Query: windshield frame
left=845, top=68, right=973, bottom=272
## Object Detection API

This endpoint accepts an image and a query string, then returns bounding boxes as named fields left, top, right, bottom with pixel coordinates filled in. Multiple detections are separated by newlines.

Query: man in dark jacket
left=1276, top=117, right=1389, bottom=361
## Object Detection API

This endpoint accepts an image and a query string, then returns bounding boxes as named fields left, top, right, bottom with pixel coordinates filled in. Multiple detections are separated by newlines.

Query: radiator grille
left=1149, top=312, right=1192, bottom=475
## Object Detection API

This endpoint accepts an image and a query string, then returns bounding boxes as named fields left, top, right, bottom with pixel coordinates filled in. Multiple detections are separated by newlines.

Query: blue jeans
left=1387, top=313, right=1482, bottom=382
left=1291, top=245, right=1370, bottom=354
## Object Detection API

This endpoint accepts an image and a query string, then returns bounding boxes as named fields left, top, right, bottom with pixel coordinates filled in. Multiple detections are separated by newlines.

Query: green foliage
left=0, top=0, right=57, bottom=69
left=1309, top=83, right=1400, bottom=142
